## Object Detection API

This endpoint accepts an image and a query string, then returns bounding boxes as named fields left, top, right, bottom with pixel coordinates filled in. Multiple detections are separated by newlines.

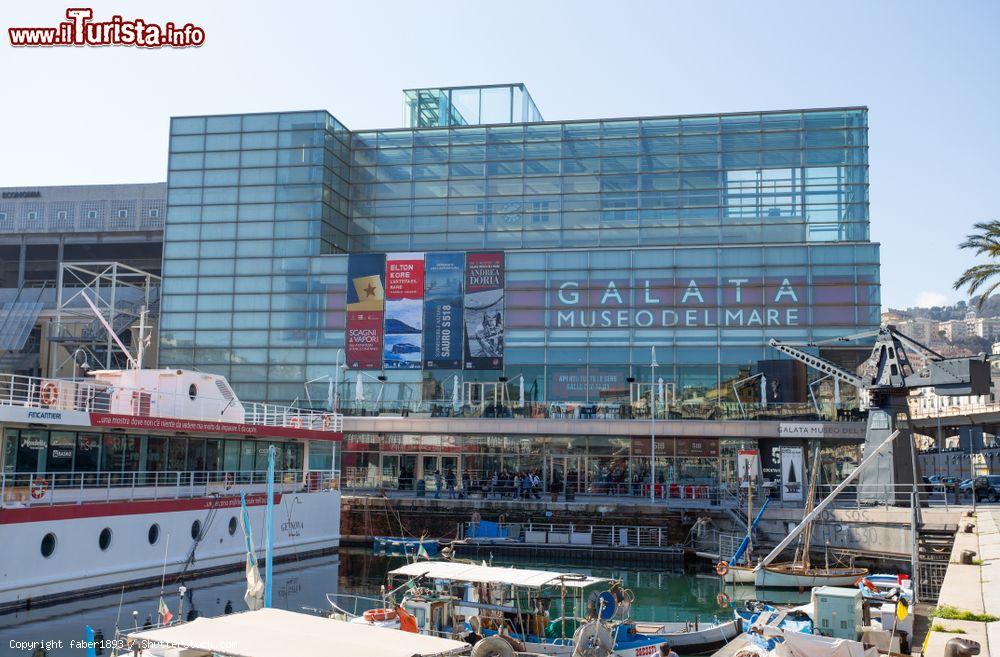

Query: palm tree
left=955, top=221, right=1000, bottom=310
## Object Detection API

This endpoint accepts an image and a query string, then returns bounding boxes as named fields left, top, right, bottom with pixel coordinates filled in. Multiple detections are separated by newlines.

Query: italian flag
left=158, top=596, right=173, bottom=624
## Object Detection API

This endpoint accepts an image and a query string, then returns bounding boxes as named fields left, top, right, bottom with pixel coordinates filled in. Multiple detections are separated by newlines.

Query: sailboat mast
left=800, top=446, right=822, bottom=572
left=746, top=466, right=754, bottom=562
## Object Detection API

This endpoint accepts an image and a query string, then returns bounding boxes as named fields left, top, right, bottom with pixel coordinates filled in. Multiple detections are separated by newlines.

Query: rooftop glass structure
left=403, top=83, right=543, bottom=128
left=161, top=87, right=876, bottom=413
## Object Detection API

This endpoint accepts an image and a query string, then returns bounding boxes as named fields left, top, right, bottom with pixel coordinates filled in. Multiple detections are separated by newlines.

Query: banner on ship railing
left=423, top=252, right=465, bottom=369
left=383, top=252, right=425, bottom=370
left=346, top=253, right=386, bottom=369
left=779, top=445, right=804, bottom=502
left=463, top=251, right=504, bottom=370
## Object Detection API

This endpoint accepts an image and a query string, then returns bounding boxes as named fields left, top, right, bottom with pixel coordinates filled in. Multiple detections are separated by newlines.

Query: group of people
left=484, top=470, right=544, bottom=500
left=432, top=469, right=471, bottom=499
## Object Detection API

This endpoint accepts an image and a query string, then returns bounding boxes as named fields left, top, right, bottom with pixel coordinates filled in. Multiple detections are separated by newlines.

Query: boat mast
left=746, top=462, right=754, bottom=563
left=799, top=446, right=822, bottom=571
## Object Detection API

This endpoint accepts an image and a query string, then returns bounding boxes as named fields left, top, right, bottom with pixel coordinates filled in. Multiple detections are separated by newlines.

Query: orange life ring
left=31, top=478, right=48, bottom=499
left=717, top=592, right=731, bottom=607
left=715, top=561, right=730, bottom=577
left=40, top=382, right=58, bottom=406
left=363, top=608, right=398, bottom=623
left=288, top=416, right=302, bottom=429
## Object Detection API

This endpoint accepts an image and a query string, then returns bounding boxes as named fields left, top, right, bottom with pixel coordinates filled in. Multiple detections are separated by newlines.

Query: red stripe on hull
left=0, top=492, right=283, bottom=524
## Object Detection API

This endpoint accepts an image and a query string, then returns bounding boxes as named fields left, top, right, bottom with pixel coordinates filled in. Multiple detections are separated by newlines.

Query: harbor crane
left=768, top=324, right=990, bottom=504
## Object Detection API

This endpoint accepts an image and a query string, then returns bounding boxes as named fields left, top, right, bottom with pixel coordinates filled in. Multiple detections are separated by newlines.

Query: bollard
left=944, top=637, right=981, bottom=657
left=961, top=550, right=977, bottom=565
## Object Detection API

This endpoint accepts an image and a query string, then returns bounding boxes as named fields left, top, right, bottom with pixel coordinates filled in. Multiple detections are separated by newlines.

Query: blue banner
left=423, top=252, right=465, bottom=369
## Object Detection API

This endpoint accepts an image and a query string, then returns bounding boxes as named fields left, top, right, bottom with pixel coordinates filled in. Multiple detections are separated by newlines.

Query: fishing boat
left=753, top=447, right=866, bottom=589
left=381, top=561, right=734, bottom=656
left=374, top=535, right=441, bottom=557
left=0, top=365, right=343, bottom=611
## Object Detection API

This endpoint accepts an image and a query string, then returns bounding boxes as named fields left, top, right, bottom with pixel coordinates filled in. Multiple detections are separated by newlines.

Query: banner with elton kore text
left=383, top=252, right=425, bottom=370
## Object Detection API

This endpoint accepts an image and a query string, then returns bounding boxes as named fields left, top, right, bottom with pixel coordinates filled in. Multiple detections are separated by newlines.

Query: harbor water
left=0, top=549, right=809, bottom=656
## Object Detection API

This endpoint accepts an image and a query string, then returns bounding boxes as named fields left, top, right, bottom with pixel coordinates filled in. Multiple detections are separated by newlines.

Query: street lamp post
left=650, top=346, right=658, bottom=503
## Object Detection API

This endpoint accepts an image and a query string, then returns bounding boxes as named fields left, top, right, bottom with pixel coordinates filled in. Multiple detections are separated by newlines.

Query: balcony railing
left=0, top=372, right=343, bottom=432
left=0, top=468, right=340, bottom=508
left=910, top=401, right=1000, bottom=420
left=337, top=399, right=865, bottom=423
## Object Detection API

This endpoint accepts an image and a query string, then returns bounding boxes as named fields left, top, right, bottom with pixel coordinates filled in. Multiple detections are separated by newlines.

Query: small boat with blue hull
left=382, top=561, right=737, bottom=656
left=373, top=536, right=441, bottom=556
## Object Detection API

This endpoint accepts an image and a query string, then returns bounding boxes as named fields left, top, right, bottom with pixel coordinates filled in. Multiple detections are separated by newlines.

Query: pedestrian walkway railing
left=338, top=399, right=865, bottom=424
left=0, top=469, right=340, bottom=508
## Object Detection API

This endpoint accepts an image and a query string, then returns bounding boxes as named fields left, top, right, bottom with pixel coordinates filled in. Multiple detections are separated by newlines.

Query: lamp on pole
left=650, top=346, right=658, bottom=502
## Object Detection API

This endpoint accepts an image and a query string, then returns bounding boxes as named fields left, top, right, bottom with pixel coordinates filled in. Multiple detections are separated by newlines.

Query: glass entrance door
left=399, top=454, right=417, bottom=490
left=382, top=454, right=399, bottom=489
left=463, top=382, right=499, bottom=412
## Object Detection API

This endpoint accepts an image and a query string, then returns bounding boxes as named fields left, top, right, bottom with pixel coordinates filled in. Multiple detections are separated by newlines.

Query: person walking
left=549, top=474, right=562, bottom=503
left=434, top=470, right=443, bottom=499
left=530, top=471, right=541, bottom=499
left=461, top=471, right=471, bottom=498
left=446, top=469, right=457, bottom=499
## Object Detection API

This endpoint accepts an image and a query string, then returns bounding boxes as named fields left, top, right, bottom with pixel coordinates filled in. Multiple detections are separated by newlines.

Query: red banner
left=88, top=413, right=341, bottom=441
left=346, top=311, right=384, bottom=370
left=386, top=255, right=425, bottom=299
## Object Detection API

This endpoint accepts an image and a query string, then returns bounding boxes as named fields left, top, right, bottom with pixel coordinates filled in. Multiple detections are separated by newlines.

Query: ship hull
left=0, top=489, right=340, bottom=611
left=754, top=565, right=866, bottom=589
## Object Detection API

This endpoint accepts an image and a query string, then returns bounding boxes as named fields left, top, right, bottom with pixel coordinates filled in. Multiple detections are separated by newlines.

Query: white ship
left=0, top=367, right=343, bottom=611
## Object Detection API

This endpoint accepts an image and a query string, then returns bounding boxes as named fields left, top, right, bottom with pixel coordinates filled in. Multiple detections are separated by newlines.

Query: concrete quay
left=923, top=508, right=1000, bottom=657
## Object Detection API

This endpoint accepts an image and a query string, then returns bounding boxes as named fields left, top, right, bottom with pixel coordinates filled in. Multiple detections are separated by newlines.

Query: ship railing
left=0, top=372, right=343, bottom=433
left=0, top=468, right=340, bottom=508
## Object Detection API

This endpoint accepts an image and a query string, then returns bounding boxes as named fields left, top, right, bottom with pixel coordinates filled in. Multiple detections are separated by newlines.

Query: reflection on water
left=0, top=549, right=805, bottom=655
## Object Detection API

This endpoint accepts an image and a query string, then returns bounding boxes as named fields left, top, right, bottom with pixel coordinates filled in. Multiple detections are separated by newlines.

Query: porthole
left=99, top=528, right=113, bottom=551
left=148, top=523, right=160, bottom=545
left=41, top=533, right=56, bottom=558
left=191, top=519, right=202, bottom=540
left=228, top=517, right=238, bottom=536
left=188, top=383, right=198, bottom=400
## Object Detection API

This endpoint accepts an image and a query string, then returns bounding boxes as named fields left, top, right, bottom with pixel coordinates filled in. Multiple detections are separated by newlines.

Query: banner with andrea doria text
left=345, top=253, right=385, bottom=369
left=463, top=252, right=504, bottom=370
left=423, top=252, right=464, bottom=369
left=383, top=253, right=425, bottom=370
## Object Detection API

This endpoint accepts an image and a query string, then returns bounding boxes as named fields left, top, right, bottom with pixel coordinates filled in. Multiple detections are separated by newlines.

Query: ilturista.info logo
left=8, top=8, right=205, bottom=48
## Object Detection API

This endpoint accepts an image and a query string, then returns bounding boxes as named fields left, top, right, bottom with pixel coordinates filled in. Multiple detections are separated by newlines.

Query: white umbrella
left=833, top=377, right=841, bottom=409
left=760, top=374, right=768, bottom=408
left=354, top=372, right=365, bottom=403
left=451, top=374, right=460, bottom=410
left=518, top=377, right=525, bottom=407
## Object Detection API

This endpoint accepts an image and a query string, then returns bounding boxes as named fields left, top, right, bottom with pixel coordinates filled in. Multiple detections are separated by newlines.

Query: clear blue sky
left=2, top=0, right=997, bottom=310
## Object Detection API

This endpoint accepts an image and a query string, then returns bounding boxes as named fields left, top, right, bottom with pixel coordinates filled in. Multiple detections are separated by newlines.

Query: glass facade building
left=160, top=87, right=877, bottom=417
